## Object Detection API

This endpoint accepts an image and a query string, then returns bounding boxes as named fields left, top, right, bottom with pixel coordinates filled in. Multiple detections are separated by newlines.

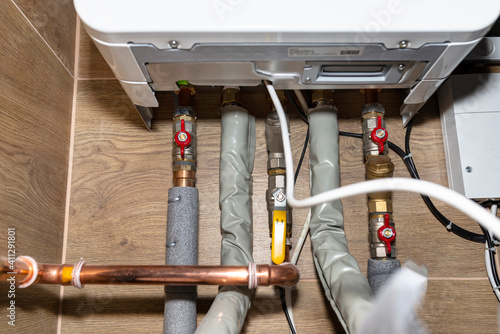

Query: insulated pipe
left=166, top=85, right=198, bottom=334
left=307, top=103, right=373, bottom=334
left=196, top=99, right=256, bottom=334
left=0, top=257, right=299, bottom=287
left=165, top=187, right=198, bottom=334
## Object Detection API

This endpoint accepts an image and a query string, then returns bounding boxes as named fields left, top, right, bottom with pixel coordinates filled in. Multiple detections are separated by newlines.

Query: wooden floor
left=59, top=27, right=500, bottom=334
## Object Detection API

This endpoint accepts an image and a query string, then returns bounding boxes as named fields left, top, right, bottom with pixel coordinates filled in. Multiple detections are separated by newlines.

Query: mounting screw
left=177, top=132, right=188, bottom=142
left=169, top=40, right=179, bottom=49
left=398, top=40, right=409, bottom=49
left=276, top=192, right=286, bottom=202
left=381, top=227, right=394, bottom=238
left=465, top=166, right=473, bottom=173
left=305, top=77, right=311, bottom=84
left=375, top=128, right=387, bottom=139
left=398, top=64, right=406, bottom=71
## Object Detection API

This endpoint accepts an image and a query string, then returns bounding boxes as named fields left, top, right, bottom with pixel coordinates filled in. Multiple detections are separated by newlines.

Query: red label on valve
left=174, top=119, right=192, bottom=159
left=378, top=213, right=396, bottom=255
left=371, top=116, right=388, bottom=154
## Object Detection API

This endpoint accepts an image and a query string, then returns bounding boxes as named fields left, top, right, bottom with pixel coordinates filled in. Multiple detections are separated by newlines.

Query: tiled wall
left=0, top=0, right=76, bottom=332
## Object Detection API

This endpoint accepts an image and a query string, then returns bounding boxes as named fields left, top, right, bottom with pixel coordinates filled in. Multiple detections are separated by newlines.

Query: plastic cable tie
left=72, top=260, right=86, bottom=289
left=248, top=262, right=257, bottom=290
left=492, top=285, right=500, bottom=291
left=16, top=256, right=39, bottom=288
left=446, top=222, right=453, bottom=230
left=486, top=245, right=496, bottom=252
left=403, top=152, right=413, bottom=160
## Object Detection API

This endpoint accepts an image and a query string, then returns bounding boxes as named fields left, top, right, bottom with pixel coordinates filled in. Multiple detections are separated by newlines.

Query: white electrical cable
left=266, top=82, right=500, bottom=240
left=284, top=288, right=297, bottom=334
left=293, top=89, right=309, bottom=113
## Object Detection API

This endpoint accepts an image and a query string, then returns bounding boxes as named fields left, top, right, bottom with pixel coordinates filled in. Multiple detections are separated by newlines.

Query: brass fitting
left=365, top=154, right=396, bottom=259
left=366, top=155, right=395, bottom=179
left=221, top=87, right=242, bottom=107
left=365, top=155, right=394, bottom=215
left=361, top=103, right=387, bottom=159
left=172, top=107, right=197, bottom=187
left=369, top=214, right=396, bottom=258
left=311, top=89, right=333, bottom=106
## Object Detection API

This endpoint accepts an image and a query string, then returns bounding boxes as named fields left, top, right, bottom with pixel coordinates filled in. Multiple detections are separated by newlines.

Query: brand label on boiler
left=288, top=47, right=365, bottom=57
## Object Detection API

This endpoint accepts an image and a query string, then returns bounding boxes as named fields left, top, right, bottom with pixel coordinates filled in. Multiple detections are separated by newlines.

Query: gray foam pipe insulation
left=307, top=105, right=373, bottom=334
left=196, top=104, right=256, bottom=333
left=164, top=187, right=199, bottom=334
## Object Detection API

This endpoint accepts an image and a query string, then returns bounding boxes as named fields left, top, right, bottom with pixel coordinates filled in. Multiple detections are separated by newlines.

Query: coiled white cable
left=265, top=83, right=500, bottom=239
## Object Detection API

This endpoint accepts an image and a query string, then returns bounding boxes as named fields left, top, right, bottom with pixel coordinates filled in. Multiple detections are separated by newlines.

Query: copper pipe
left=1, top=257, right=299, bottom=288
left=173, top=170, right=196, bottom=187
left=178, top=86, right=193, bottom=107
left=1, top=257, right=30, bottom=283
left=364, top=89, right=379, bottom=104
left=221, top=87, right=242, bottom=107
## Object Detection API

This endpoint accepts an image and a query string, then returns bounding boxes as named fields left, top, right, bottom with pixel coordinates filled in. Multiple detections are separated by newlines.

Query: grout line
left=10, top=0, right=74, bottom=78
left=56, top=16, right=81, bottom=334
left=428, top=277, right=488, bottom=281
left=78, top=77, right=117, bottom=81
left=298, top=277, right=489, bottom=282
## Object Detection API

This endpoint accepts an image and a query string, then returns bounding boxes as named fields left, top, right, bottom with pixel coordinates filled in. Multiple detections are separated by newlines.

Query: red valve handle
left=371, top=116, right=388, bottom=154
left=377, top=213, right=396, bottom=255
left=174, top=119, right=192, bottom=159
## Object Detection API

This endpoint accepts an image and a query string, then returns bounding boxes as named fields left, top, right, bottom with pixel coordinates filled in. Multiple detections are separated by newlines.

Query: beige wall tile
left=13, top=0, right=77, bottom=74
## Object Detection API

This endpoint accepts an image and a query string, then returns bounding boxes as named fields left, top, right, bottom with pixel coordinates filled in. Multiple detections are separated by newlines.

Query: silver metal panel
left=439, top=73, right=500, bottom=200
left=131, top=43, right=446, bottom=88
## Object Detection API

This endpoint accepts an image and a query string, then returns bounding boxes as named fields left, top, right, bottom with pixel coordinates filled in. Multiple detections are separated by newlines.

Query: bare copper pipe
left=1, top=257, right=299, bottom=288
left=364, top=89, right=379, bottom=104
left=1, top=257, right=30, bottom=283
left=173, top=170, right=196, bottom=187
left=178, top=86, right=193, bottom=107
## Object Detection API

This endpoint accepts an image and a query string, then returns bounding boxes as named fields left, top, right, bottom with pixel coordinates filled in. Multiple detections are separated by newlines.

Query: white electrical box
left=438, top=73, right=500, bottom=200
left=74, top=0, right=500, bottom=128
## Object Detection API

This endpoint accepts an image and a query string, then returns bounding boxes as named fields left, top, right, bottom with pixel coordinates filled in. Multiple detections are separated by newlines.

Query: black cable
left=404, top=118, right=485, bottom=243
left=480, top=225, right=500, bottom=291
left=285, top=90, right=308, bottom=123
left=294, top=128, right=309, bottom=184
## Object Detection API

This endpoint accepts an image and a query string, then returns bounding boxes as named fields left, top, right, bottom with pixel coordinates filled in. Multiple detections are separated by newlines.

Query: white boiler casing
left=75, top=0, right=500, bottom=128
